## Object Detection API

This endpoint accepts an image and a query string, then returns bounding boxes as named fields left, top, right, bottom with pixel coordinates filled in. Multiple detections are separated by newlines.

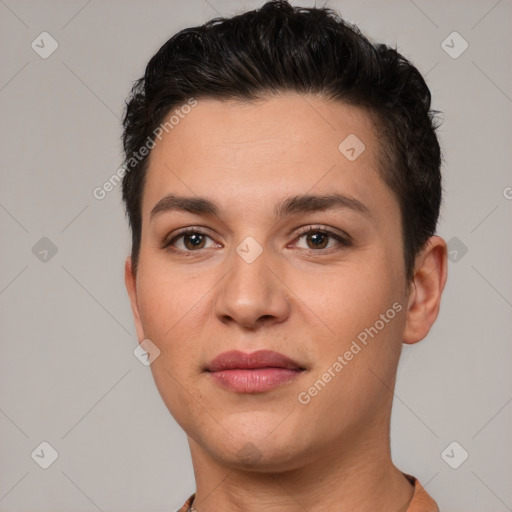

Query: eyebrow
left=149, top=192, right=370, bottom=221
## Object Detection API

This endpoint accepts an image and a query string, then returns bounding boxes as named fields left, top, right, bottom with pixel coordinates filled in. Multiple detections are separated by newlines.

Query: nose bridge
left=214, top=235, right=290, bottom=327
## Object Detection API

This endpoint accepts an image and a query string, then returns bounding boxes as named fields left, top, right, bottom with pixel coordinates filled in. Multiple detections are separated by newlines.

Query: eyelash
left=162, top=225, right=352, bottom=255
left=294, top=226, right=352, bottom=252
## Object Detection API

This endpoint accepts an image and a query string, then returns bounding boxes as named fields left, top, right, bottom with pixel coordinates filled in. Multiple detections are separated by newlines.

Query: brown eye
left=304, top=231, right=329, bottom=250
left=294, top=227, right=351, bottom=252
left=164, top=228, right=218, bottom=252
left=182, top=232, right=206, bottom=250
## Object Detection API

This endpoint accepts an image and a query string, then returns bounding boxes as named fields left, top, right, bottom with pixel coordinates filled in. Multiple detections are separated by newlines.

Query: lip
left=205, top=350, right=306, bottom=393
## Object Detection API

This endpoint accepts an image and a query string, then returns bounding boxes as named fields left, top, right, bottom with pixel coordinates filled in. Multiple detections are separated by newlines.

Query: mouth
left=205, top=350, right=306, bottom=393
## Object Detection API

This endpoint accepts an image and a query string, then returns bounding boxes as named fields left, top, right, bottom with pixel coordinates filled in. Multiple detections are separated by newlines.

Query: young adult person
left=122, top=2, right=447, bottom=510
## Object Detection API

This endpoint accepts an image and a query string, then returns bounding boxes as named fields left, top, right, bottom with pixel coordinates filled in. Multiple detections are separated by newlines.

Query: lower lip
left=208, top=368, right=304, bottom=393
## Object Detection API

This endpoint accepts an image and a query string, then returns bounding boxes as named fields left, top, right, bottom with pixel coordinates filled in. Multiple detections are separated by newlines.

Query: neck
left=187, top=414, right=414, bottom=512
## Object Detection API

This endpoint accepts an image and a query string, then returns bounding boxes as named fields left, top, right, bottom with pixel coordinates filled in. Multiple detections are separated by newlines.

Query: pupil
left=309, top=232, right=327, bottom=249
left=186, top=234, right=204, bottom=249
left=182, top=232, right=329, bottom=251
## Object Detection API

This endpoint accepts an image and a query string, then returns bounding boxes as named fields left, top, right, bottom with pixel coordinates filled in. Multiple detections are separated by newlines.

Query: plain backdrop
left=0, top=1, right=511, bottom=511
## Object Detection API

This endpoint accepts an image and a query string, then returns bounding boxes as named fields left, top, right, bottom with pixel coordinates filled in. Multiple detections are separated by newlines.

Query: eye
left=162, top=225, right=351, bottom=254
left=292, top=226, right=351, bottom=251
left=163, top=227, right=219, bottom=252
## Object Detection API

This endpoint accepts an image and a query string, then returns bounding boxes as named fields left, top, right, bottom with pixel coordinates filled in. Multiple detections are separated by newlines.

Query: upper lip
left=205, top=350, right=305, bottom=372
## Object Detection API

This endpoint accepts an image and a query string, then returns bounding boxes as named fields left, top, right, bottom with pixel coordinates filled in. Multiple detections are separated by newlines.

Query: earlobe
left=124, top=256, right=145, bottom=342
left=403, top=236, right=448, bottom=345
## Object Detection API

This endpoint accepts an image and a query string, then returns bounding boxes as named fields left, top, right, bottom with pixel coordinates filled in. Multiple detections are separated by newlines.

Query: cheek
left=135, top=260, right=215, bottom=394
left=135, top=266, right=206, bottom=426
left=298, top=296, right=405, bottom=431
left=296, top=256, right=401, bottom=339
left=295, top=251, right=406, bottom=398
left=136, top=258, right=204, bottom=339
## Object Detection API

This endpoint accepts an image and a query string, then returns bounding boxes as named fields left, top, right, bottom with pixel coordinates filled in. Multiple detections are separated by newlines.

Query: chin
left=205, top=428, right=311, bottom=473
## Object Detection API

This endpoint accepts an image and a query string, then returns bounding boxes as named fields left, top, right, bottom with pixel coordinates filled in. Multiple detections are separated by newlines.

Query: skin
left=125, top=93, right=447, bottom=512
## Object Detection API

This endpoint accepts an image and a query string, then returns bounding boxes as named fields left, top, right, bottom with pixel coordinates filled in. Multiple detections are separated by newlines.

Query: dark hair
left=121, top=0, right=442, bottom=281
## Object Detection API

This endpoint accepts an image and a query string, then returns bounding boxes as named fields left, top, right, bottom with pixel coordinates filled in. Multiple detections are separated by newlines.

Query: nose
left=214, top=242, right=291, bottom=330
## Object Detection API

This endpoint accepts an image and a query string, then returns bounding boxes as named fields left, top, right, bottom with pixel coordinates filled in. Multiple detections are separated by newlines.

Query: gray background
left=0, top=0, right=511, bottom=510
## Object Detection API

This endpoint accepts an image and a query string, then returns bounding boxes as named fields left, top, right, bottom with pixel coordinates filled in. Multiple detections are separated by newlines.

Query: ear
left=403, top=235, right=448, bottom=344
left=124, top=256, right=145, bottom=342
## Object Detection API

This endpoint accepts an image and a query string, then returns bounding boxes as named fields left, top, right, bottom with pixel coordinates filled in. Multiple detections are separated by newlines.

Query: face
left=126, top=94, right=414, bottom=471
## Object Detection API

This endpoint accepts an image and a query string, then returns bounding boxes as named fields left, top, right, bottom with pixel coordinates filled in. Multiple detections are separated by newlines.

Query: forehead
left=141, top=94, right=398, bottom=226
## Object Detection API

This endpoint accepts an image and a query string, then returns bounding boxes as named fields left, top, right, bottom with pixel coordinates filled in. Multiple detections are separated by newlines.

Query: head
left=122, top=0, right=447, bottom=471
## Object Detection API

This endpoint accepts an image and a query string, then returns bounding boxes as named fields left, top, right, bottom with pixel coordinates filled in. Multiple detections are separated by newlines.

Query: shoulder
left=175, top=492, right=195, bottom=512
left=403, top=473, right=439, bottom=512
